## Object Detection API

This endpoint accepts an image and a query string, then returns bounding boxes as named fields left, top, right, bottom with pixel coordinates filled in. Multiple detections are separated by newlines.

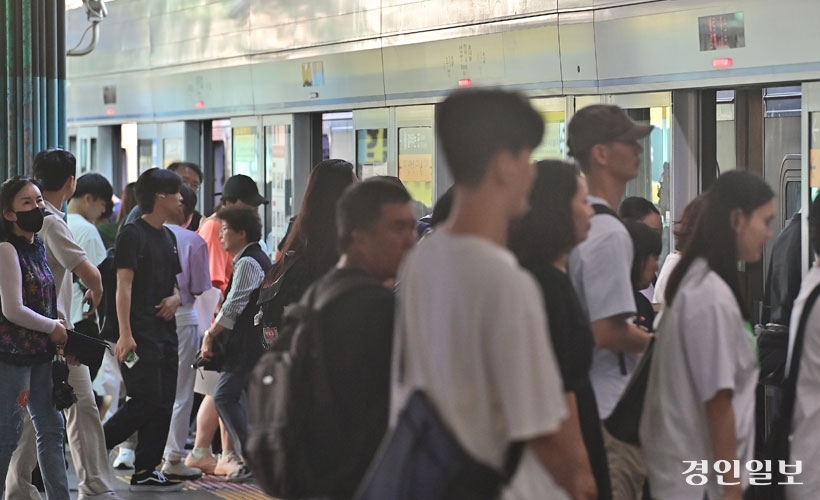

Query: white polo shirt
left=391, top=229, right=567, bottom=478
left=786, top=265, right=820, bottom=499
left=640, top=258, right=757, bottom=500
left=568, top=196, right=637, bottom=418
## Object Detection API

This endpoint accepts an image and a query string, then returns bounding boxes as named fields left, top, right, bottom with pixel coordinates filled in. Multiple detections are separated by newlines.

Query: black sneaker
left=226, top=463, right=254, bottom=483
left=129, top=470, right=185, bottom=492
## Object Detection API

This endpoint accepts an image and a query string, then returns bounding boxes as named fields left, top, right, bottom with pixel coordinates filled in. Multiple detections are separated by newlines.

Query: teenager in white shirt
left=641, top=171, right=775, bottom=500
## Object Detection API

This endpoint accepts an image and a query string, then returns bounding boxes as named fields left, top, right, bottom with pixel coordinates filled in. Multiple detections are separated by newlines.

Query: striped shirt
left=215, top=243, right=266, bottom=330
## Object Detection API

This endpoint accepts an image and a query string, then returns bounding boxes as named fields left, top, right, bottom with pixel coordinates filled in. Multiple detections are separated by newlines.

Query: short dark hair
left=217, top=205, right=262, bottom=244
left=619, top=196, right=660, bottom=220
left=436, top=89, right=543, bottom=187
left=337, top=178, right=412, bottom=252
left=135, top=168, right=182, bottom=214
left=509, top=160, right=581, bottom=268
left=73, top=173, right=113, bottom=202
left=624, top=218, right=662, bottom=290
left=33, top=149, right=76, bottom=192
left=179, top=185, right=198, bottom=221
left=167, top=161, right=203, bottom=182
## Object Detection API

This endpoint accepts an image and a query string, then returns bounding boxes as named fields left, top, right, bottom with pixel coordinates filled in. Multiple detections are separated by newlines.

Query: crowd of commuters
left=0, top=87, right=817, bottom=500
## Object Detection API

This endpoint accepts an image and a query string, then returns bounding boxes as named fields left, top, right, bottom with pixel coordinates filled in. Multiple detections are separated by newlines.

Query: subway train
left=65, top=0, right=820, bottom=321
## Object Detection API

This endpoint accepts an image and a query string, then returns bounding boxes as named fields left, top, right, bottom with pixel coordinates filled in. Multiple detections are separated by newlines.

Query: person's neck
left=43, top=191, right=66, bottom=212
left=552, top=252, right=569, bottom=273
left=338, top=254, right=391, bottom=287
left=587, top=169, right=626, bottom=210
left=66, top=199, right=90, bottom=222
left=12, top=227, right=35, bottom=243
left=141, top=210, right=167, bottom=229
left=446, top=187, right=510, bottom=247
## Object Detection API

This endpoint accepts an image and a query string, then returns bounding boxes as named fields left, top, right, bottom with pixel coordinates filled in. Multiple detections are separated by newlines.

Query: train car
left=65, top=0, right=820, bottom=319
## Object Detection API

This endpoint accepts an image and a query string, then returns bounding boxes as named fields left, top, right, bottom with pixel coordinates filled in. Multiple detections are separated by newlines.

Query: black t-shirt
left=634, top=291, right=655, bottom=333
left=311, top=267, right=394, bottom=500
left=113, top=218, right=181, bottom=350
left=529, top=263, right=612, bottom=499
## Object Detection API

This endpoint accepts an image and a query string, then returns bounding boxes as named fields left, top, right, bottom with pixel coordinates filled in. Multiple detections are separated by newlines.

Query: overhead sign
left=699, top=12, right=745, bottom=51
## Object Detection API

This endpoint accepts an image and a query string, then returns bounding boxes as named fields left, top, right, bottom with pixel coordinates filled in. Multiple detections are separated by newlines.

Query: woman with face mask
left=0, top=177, right=70, bottom=500
left=641, top=171, right=776, bottom=500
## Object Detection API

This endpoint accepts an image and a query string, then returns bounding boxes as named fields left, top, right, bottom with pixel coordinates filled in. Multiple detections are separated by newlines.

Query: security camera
left=84, top=0, right=108, bottom=21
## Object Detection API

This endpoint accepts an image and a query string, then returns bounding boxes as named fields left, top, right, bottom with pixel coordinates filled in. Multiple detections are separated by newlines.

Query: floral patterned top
left=0, top=235, right=58, bottom=365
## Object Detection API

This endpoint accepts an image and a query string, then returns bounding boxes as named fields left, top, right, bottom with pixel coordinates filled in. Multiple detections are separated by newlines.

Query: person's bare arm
left=705, top=389, right=743, bottom=500
left=529, top=393, right=597, bottom=500
left=590, top=316, right=652, bottom=353
left=115, top=268, right=137, bottom=362
left=72, top=259, right=104, bottom=316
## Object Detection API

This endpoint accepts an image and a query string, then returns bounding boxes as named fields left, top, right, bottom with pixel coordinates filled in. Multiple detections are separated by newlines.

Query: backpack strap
left=591, top=203, right=631, bottom=375
left=312, top=273, right=383, bottom=311
left=780, top=281, right=820, bottom=430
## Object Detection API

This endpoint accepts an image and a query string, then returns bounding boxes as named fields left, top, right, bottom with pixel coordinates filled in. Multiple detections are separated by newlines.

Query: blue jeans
left=214, top=367, right=252, bottom=456
left=0, top=360, right=70, bottom=500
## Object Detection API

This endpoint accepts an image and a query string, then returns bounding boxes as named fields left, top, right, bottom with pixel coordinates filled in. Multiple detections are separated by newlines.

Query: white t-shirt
left=654, top=251, right=681, bottom=304
left=391, top=229, right=567, bottom=479
left=66, top=213, right=107, bottom=326
left=640, top=258, right=758, bottom=500
left=568, top=196, right=637, bottom=418
left=786, top=265, right=820, bottom=499
left=40, top=201, right=89, bottom=329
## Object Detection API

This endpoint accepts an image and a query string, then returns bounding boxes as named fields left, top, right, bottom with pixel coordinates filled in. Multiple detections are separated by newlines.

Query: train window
left=138, top=139, right=156, bottom=174
left=356, top=129, right=388, bottom=180
left=265, top=124, right=293, bottom=251
left=163, top=138, right=183, bottom=168
left=765, top=86, right=801, bottom=117
left=784, top=181, right=801, bottom=223
left=531, top=111, right=566, bottom=161
left=399, top=127, right=434, bottom=211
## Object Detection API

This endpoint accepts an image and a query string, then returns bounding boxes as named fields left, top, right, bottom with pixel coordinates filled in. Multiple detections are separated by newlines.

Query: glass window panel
left=531, top=111, right=566, bottom=161
left=265, top=124, right=293, bottom=251
left=137, top=139, right=156, bottom=174
left=163, top=138, right=183, bottom=168
left=399, top=126, right=434, bottom=211
left=356, top=129, right=388, bottom=180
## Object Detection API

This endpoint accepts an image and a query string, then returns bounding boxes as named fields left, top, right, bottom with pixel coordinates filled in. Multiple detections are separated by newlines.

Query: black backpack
left=753, top=282, right=820, bottom=500
left=245, top=272, right=381, bottom=499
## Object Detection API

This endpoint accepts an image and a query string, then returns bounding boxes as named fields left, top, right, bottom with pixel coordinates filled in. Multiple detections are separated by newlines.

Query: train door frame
left=262, top=114, right=296, bottom=253
left=395, top=105, right=436, bottom=215
left=228, top=116, right=269, bottom=245
left=800, top=82, right=820, bottom=278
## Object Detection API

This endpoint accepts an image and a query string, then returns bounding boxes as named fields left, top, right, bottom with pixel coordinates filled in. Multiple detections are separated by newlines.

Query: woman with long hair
left=641, top=170, right=775, bottom=500
left=0, top=177, right=70, bottom=500
left=257, top=159, right=356, bottom=336
left=508, top=160, right=606, bottom=499
left=653, top=193, right=707, bottom=304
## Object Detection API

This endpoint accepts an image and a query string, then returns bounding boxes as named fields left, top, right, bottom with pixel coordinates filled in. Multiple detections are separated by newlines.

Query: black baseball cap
left=216, top=174, right=268, bottom=206
left=566, top=104, right=654, bottom=158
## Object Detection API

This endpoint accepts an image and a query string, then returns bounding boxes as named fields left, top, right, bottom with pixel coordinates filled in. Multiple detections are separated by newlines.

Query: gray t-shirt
left=568, top=196, right=637, bottom=418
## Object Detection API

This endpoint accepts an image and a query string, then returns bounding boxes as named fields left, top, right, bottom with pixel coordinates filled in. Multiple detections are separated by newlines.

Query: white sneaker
left=162, top=459, right=202, bottom=480
left=112, top=448, right=134, bottom=469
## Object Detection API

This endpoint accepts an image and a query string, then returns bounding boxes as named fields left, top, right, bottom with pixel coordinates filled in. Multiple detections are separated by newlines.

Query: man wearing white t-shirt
left=786, top=195, right=820, bottom=500
left=391, top=89, right=596, bottom=499
left=566, top=105, right=654, bottom=498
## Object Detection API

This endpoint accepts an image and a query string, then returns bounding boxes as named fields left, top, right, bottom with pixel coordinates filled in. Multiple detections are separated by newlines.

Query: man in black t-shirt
left=103, top=168, right=187, bottom=493
left=302, top=178, right=416, bottom=500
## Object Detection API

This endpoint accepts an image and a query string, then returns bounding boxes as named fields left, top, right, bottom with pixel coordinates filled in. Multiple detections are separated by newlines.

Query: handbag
left=604, top=336, right=656, bottom=446
left=65, top=329, right=111, bottom=368
left=192, top=334, right=227, bottom=372
left=355, top=390, right=509, bottom=500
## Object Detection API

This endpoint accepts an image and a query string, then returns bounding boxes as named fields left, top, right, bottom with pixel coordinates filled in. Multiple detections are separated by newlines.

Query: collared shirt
left=167, top=224, right=212, bottom=327
left=41, top=200, right=88, bottom=329
left=198, top=214, right=234, bottom=294
left=67, top=213, right=107, bottom=326
left=215, top=243, right=265, bottom=330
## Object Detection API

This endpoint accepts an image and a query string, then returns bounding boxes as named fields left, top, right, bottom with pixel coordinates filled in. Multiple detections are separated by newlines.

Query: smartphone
left=124, top=351, right=139, bottom=369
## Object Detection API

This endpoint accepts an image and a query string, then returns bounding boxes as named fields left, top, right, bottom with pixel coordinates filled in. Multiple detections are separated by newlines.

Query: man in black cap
left=566, top=104, right=655, bottom=499
left=199, top=174, right=269, bottom=294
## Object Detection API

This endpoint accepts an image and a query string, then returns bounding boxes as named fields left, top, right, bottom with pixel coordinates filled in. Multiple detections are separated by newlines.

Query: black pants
left=103, top=339, right=178, bottom=472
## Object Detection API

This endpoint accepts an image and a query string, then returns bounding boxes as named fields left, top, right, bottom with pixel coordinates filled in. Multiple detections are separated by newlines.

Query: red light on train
left=106, top=108, right=115, bottom=115
left=458, top=79, right=472, bottom=87
left=195, top=101, right=205, bottom=108
left=712, top=58, right=733, bottom=68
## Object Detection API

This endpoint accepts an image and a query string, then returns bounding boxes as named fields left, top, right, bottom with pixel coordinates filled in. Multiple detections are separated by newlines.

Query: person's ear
left=729, top=207, right=744, bottom=233
left=3, top=209, right=16, bottom=222
left=589, top=143, right=608, bottom=167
